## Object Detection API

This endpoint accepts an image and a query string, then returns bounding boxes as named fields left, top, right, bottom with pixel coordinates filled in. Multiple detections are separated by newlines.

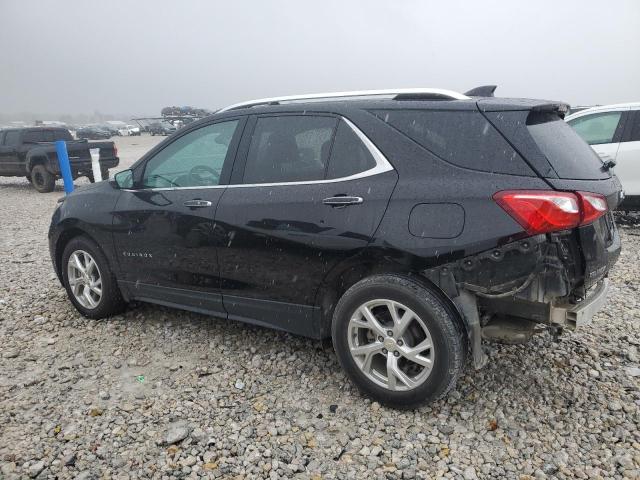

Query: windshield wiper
left=601, top=159, right=616, bottom=171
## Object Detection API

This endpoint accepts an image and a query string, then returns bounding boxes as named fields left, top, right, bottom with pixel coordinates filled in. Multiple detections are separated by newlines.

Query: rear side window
left=528, top=112, right=609, bottom=180
left=567, top=112, right=622, bottom=145
left=243, top=115, right=337, bottom=183
left=326, top=120, right=376, bottom=179
left=371, top=109, right=530, bottom=175
left=3, top=131, right=21, bottom=146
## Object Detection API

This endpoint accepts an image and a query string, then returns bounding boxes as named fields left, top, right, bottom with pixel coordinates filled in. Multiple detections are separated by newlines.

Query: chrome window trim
left=126, top=117, right=394, bottom=192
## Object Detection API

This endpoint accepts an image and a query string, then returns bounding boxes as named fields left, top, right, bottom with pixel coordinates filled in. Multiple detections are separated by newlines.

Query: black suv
left=49, top=88, right=622, bottom=407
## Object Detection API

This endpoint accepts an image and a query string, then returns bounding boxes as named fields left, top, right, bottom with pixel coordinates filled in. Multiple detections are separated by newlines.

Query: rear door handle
left=183, top=199, right=212, bottom=208
left=322, top=196, right=364, bottom=207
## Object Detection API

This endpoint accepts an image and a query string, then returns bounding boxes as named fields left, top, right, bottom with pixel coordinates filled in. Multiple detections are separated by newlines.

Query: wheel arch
left=54, top=226, right=111, bottom=282
left=314, top=254, right=469, bottom=342
left=26, top=151, right=51, bottom=173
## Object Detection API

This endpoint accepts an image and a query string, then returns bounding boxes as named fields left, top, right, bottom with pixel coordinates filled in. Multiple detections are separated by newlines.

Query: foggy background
left=1, top=0, right=639, bottom=120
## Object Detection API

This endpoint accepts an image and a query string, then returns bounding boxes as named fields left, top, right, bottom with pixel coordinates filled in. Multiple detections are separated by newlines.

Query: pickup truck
left=0, top=127, right=119, bottom=192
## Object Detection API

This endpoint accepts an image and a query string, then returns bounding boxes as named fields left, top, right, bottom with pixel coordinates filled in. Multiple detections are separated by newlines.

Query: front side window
left=243, top=115, right=337, bottom=183
left=142, top=120, right=238, bottom=188
left=568, top=112, right=622, bottom=145
left=3, top=131, right=21, bottom=146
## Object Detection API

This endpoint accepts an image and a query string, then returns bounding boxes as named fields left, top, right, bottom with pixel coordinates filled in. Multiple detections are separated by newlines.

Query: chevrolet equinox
left=49, top=87, right=622, bottom=407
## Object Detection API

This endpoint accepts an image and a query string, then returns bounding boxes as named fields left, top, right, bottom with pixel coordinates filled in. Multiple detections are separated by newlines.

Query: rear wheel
left=62, top=236, right=126, bottom=318
left=332, top=275, right=466, bottom=408
left=30, top=164, right=55, bottom=193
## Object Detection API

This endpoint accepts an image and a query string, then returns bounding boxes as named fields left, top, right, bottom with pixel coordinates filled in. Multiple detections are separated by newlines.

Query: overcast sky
left=1, top=0, right=638, bottom=117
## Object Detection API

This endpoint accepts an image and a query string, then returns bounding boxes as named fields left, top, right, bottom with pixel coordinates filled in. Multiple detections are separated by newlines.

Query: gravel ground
left=1, top=144, right=639, bottom=479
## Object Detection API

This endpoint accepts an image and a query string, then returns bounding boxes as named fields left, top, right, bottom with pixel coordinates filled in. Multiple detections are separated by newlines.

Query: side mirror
left=114, top=169, right=134, bottom=189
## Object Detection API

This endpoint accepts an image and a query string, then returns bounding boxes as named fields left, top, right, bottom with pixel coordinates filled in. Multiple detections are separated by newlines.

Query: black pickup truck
left=0, top=127, right=119, bottom=192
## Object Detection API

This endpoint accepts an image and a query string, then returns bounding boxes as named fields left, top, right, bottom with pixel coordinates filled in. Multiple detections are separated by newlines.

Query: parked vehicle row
left=76, top=126, right=112, bottom=140
left=49, top=88, right=621, bottom=407
left=148, top=121, right=177, bottom=136
left=0, top=127, right=119, bottom=192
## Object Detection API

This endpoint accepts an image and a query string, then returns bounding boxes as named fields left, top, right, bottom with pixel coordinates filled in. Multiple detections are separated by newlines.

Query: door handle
left=183, top=199, right=212, bottom=208
left=322, top=196, right=364, bottom=207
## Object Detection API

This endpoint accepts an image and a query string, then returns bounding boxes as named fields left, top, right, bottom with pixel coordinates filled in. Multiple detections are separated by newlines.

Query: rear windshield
left=527, top=112, right=609, bottom=180
left=370, top=109, right=533, bottom=176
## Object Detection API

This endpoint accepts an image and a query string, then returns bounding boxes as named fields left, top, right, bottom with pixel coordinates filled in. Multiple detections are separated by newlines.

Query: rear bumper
left=550, top=279, right=609, bottom=329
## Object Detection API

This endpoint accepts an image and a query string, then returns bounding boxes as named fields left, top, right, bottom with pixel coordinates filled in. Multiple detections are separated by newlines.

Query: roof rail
left=218, top=88, right=470, bottom=112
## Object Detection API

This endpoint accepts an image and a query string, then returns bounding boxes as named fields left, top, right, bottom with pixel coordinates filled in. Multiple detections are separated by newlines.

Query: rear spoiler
left=476, top=98, right=570, bottom=118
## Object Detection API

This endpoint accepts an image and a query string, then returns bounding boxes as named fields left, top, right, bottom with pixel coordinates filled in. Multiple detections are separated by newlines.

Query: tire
left=30, top=164, right=55, bottom=193
left=331, top=274, right=466, bottom=408
left=61, top=235, right=126, bottom=319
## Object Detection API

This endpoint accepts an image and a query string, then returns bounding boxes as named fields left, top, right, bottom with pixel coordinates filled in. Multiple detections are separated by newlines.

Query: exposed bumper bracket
left=550, top=279, right=610, bottom=329
left=453, top=290, right=489, bottom=369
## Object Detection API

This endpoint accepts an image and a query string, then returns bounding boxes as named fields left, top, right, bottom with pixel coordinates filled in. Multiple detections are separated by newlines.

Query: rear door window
left=567, top=112, right=622, bottom=145
left=48, top=129, right=73, bottom=142
left=242, top=115, right=337, bottom=183
left=528, top=112, right=609, bottom=180
left=371, top=109, right=531, bottom=175
left=23, top=130, right=46, bottom=143
left=326, top=120, right=376, bottom=179
left=41, top=130, right=57, bottom=142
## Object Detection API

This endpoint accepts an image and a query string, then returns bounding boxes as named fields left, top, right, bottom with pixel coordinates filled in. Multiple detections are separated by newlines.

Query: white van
left=566, top=103, right=640, bottom=207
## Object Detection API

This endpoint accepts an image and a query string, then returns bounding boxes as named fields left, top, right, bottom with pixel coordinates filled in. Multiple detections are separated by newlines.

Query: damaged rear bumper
left=550, top=279, right=609, bottom=329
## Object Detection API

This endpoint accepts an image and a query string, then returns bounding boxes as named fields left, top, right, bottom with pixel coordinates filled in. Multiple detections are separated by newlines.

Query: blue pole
left=55, top=140, right=74, bottom=194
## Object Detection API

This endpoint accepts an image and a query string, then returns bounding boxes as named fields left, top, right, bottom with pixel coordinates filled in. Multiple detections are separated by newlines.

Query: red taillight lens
left=577, top=191, right=608, bottom=225
left=114, top=145, right=118, bottom=158
left=493, top=190, right=580, bottom=235
left=494, top=190, right=609, bottom=235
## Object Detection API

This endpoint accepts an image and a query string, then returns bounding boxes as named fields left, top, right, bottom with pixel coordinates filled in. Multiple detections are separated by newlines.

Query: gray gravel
left=1, top=157, right=640, bottom=478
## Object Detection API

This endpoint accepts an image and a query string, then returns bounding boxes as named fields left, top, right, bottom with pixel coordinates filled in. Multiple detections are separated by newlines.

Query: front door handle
left=322, top=196, right=364, bottom=207
left=183, top=199, right=212, bottom=208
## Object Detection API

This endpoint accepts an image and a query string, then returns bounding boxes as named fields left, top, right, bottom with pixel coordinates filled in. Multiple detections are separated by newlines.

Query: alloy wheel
left=67, top=250, right=102, bottom=309
left=348, top=299, right=435, bottom=391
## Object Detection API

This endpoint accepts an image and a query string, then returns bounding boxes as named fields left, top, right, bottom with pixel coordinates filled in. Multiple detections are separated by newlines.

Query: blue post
left=55, top=140, right=74, bottom=194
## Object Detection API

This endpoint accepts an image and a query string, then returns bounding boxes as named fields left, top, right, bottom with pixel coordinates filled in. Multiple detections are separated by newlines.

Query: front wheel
left=332, top=275, right=466, bottom=408
left=61, top=236, right=126, bottom=318
left=30, top=164, right=55, bottom=193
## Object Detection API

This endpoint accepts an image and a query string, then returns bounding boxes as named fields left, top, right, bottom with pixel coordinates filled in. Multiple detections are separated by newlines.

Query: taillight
left=494, top=190, right=579, bottom=235
left=577, top=191, right=607, bottom=225
left=114, top=145, right=118, bottom=158
left=494, top=190, right=609, bottom=235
